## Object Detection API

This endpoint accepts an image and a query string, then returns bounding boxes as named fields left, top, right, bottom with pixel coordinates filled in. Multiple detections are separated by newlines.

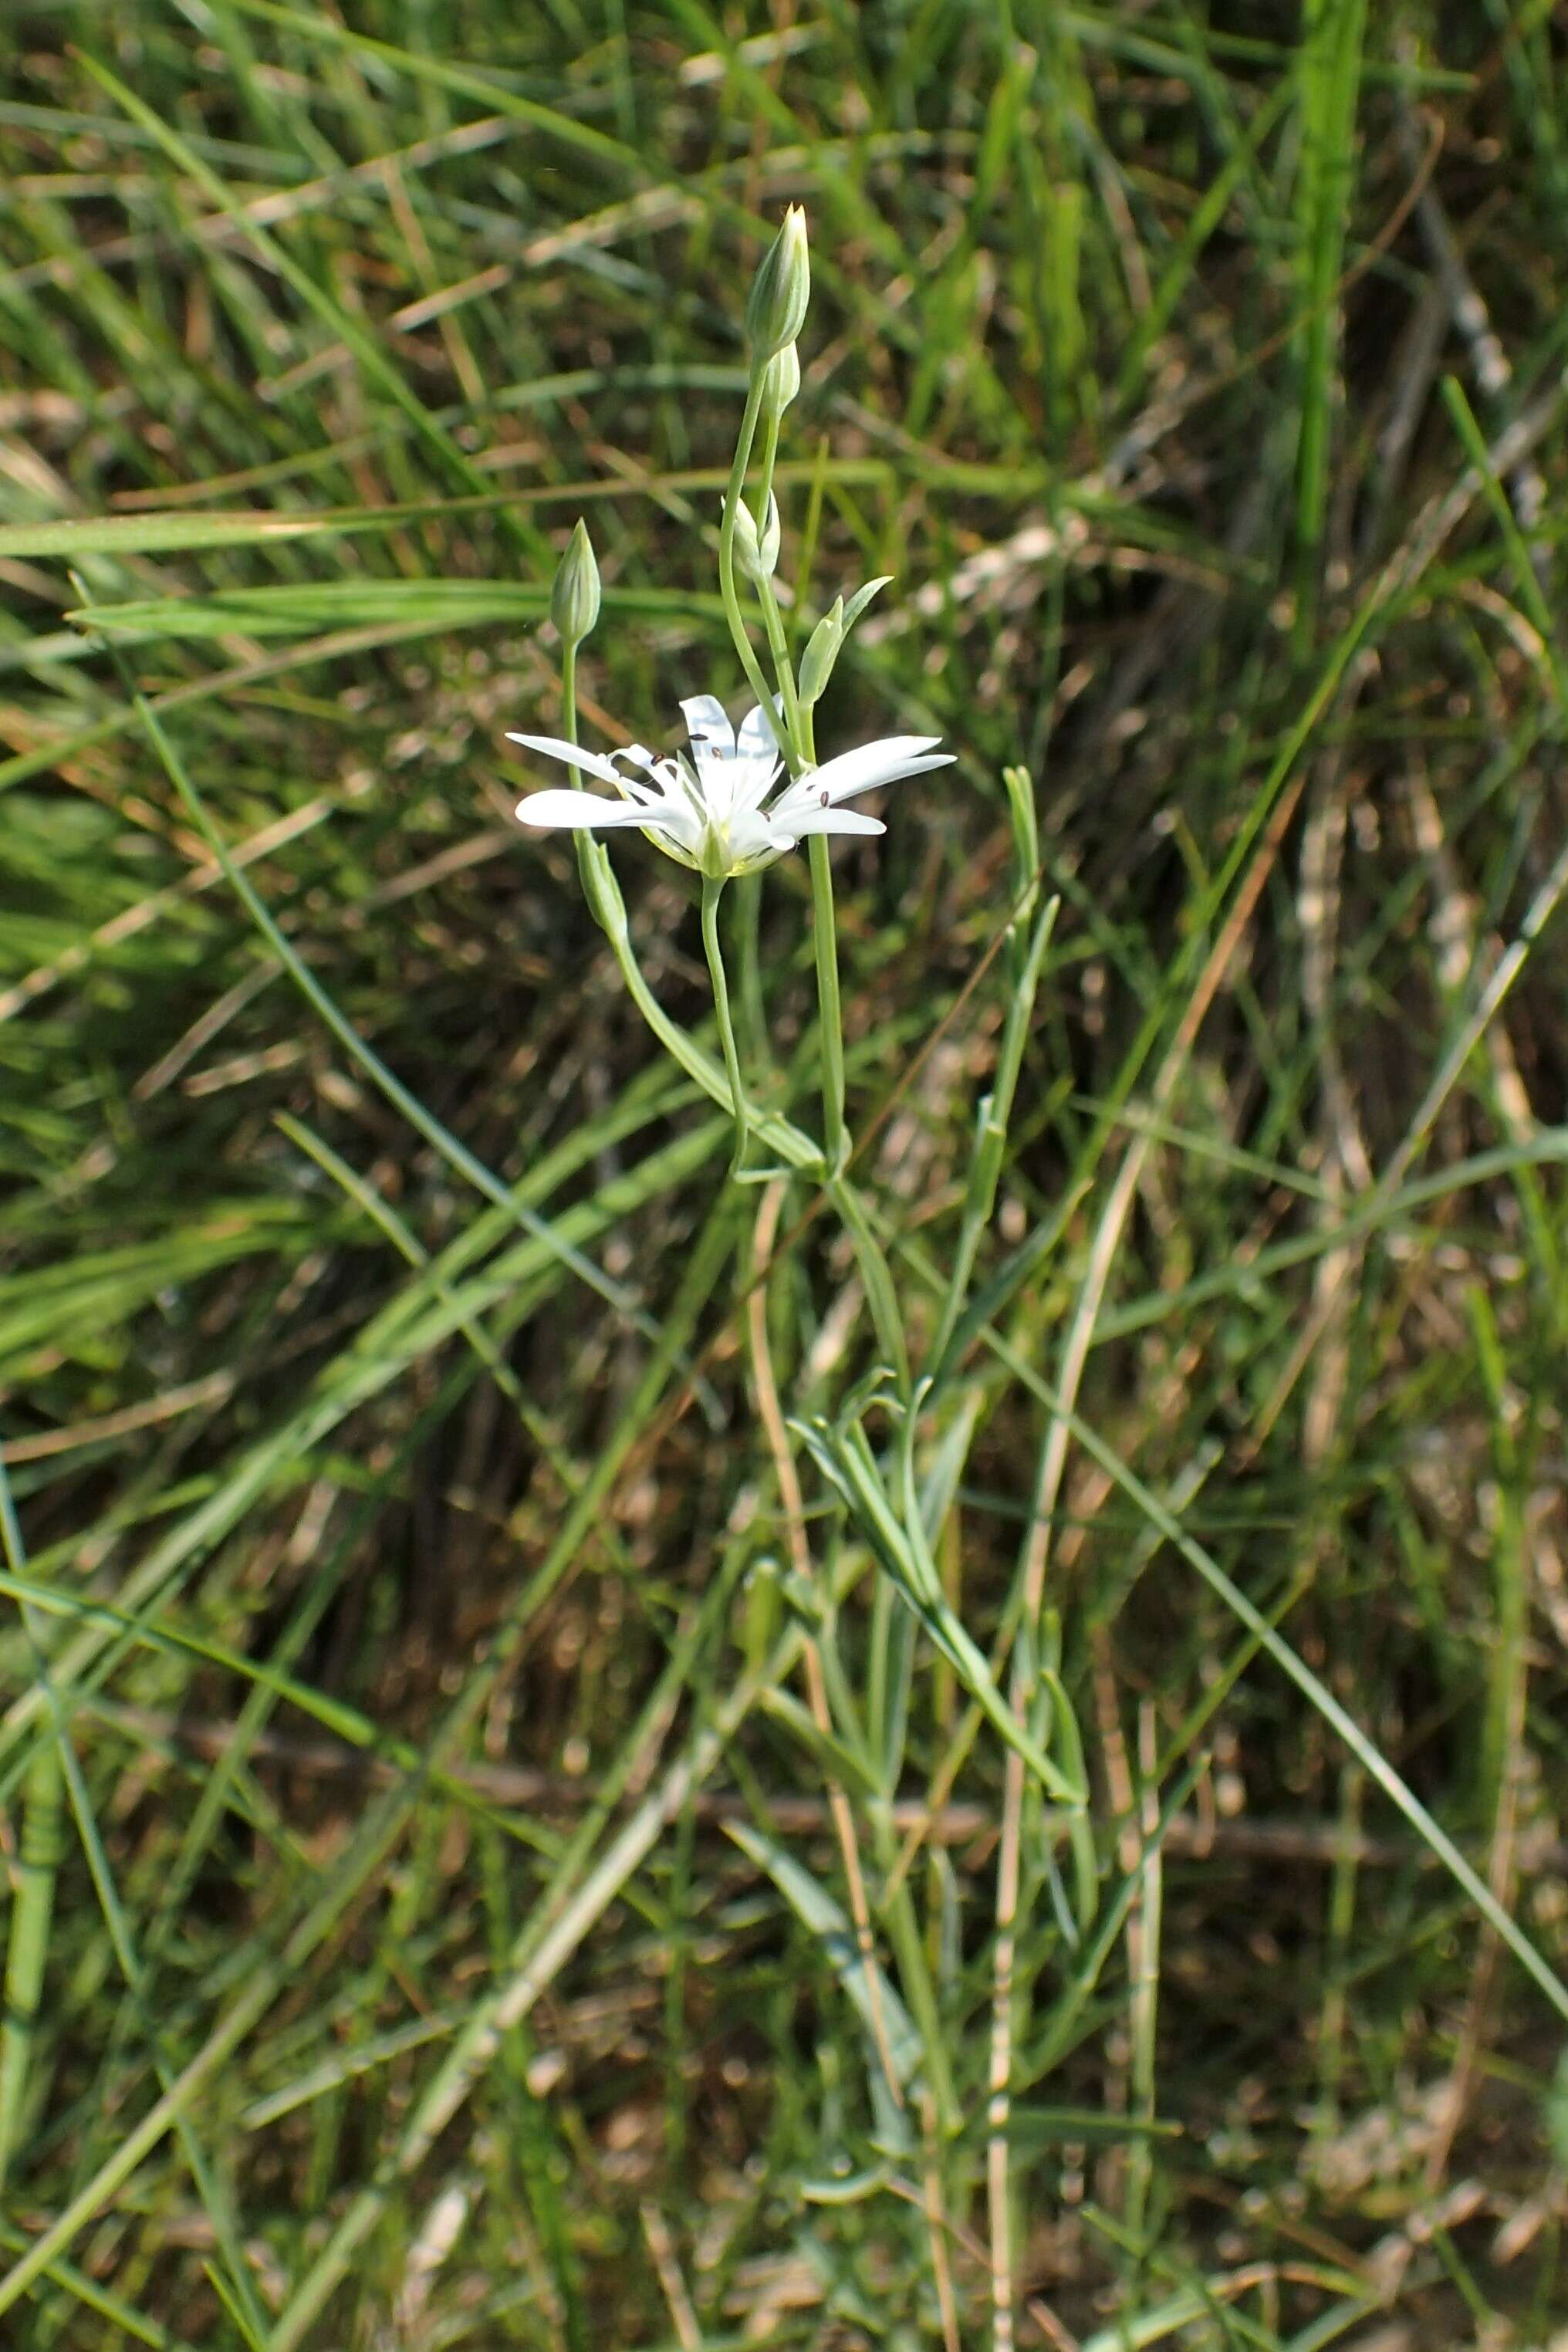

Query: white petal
left=689, top=738, right=736, bottom=819
left=619, top=747, right=686, bottom=800
left=505, top=732, right=624, bottom=789
left=680, top=694, right=735, bottom=757
left=785, top=807, right=887, bottom=839
left=515, top=789, right=661, bottom=830
left=734, top=752, right=784, bottom=813
left=605, top=752, right=663, bottom=804
left=652, top=798, right=704, bottom=850
left=789, top=735, right=954, bottom=808
left=725, top=809, right=778, bottom=863
left=736, top=702, right=780, bottom=762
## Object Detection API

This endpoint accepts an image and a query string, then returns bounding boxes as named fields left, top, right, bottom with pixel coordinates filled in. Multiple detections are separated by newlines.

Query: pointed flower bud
left=799, top=595, right=843, bottom=708
left=745, top=205, right=809, bottom=364
left=756, top=493, right=781, bottom=579
left=729, top=492, right=781, bottom=585
left=759, top=341, right=800, bottom=422
left=798, top=576, right=893, bottom=708
left=550, top=518, right=600, bottom=649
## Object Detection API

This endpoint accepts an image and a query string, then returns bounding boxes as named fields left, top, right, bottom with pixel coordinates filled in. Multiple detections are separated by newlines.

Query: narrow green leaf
left=725, top=1821, right=923, bottom=2087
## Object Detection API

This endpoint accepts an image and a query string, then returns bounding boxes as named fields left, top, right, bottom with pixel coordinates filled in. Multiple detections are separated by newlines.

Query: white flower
left=509, top=696, right=954, bottom=881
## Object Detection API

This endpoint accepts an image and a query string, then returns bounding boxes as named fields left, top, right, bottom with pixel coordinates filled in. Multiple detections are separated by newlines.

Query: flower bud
left=549, top=517, right=600, bottom=648
left=799, top=595, right=843, bottom=707
left=745, top=205, right=809, bottom=364
left=759, top=341, right=800, bottom=421
left=730, top=492, right=780, bottom=584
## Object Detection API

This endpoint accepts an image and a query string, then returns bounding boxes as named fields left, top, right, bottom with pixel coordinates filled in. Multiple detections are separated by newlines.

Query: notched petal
left=515, top=789, right=656, bottom=830
left=802, top=735, right=954, bottom=806
left=786, top=807, right=887, bottom=839
left=736, top=701, right=782, bottom=761
left=504, top=732, right=623, bottom=788
left=680, top=694, right=735, bottom=757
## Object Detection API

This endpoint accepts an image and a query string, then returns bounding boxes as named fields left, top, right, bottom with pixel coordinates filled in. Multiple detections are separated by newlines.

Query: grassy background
left=4, top=2, right=1568, bottom=2344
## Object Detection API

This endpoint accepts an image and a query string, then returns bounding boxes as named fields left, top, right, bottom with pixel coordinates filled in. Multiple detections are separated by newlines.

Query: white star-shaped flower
left=509, top=696, right=954, bottom=880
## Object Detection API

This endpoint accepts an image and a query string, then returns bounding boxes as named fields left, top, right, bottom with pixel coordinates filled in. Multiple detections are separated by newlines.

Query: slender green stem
left=866, top=1803, right=959, bottom=2133
left=568, top=842, right=816, bottom=1168
left=727, top=377, right=853, bottom=1198
left=826, top=1170, right=908, bottom=1387
left=749, top=409, right=804, bottom=742
left=562, top=637, right=614, bottom=938
left=755, top=568, right=807, bottom=770
left=718, top=377, right=790, bottom=759
left=757, top=607, right=882, bottom=1349
left=0, top=1464, right=60, bottom=2201
left=561, top=638, right=577, bottom=745
left=732, top=590, right=806, bottom=1186
left=735, top=867, right=769, bottom=1070
left=701, top=875, right=750, bottom=1174
left=928, top=891, right=1059, bottom=1375
left=754, top=408, right=782, bottom=529
left=782, top=688, right=850, bottom=1177
left=807, top=837, right=848, bottom=1173
left=0, top=1735, right=61, bottom=2191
